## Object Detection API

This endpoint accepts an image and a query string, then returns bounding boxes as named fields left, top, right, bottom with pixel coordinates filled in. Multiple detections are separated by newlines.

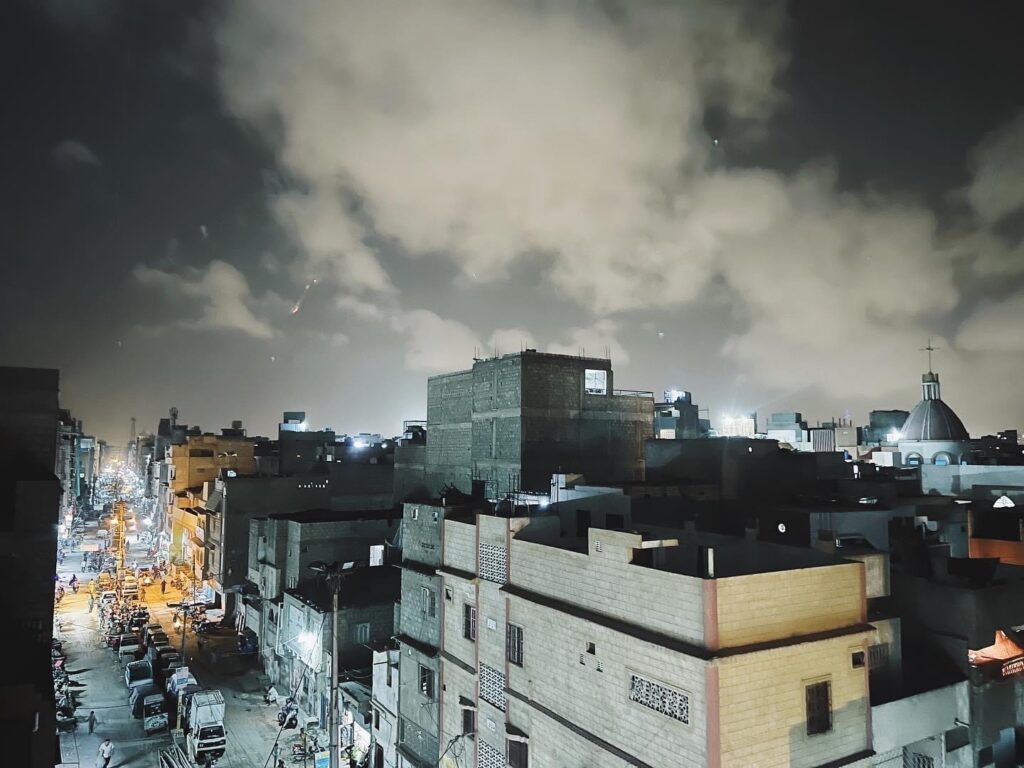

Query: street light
left=307, top=560, right=357, bottom=768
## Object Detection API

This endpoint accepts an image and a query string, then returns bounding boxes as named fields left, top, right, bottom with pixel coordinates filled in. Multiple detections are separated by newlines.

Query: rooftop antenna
left=920, top=338, right=940, bottom=373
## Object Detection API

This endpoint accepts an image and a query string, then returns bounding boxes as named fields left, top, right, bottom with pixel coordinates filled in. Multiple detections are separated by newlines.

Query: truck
left=183, top=689, right=226, bottom=765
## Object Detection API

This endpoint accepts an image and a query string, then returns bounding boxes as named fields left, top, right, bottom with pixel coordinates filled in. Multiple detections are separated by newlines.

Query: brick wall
left=716, top=633, right=871, bottom=768
left=399, top=568, right=441, bottom=647
left=507, top=593, right=709, bottom=766
left=426, top=370, right=474, bottom=494
left=443, top=518, right=477, bottom=573
left=511, top=528, right=706, bottom=646
left=402, top=502, right=444, bottom=568
left=715, top=563, right=864, bottom=648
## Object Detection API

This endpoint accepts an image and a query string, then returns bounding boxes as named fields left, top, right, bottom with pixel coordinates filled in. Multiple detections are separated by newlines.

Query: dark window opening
left=805, top=680, right=832, bottom=735
left=508, top=740, right=529, bottom=768
left=851, top=651, right=865, bottom=668
left=507, top=624, right=524, bottom=666
left=462, top=708, right=475, bottom=735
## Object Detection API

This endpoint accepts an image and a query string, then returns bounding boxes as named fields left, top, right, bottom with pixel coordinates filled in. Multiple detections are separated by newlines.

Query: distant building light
left=777, top=523, right=786, bottom=533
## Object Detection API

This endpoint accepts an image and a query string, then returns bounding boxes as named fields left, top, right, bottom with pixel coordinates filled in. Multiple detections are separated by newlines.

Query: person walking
left=88, top=595, right=94, bottom=613
left=87, top=710, right=97, bottom=734
left=97, top=738, right=114, bottom=768
left=161, top=579, right=167, bottom=595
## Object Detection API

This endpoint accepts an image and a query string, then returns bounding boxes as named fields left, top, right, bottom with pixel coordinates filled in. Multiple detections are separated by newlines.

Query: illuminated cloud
left=134, top=260, right=277, bottom=339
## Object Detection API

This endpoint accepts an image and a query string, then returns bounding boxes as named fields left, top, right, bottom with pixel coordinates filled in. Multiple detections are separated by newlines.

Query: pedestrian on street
left=97, top=738, right=114, bottom=768
left=161, top=579, right=167, bottom=595
left=87, top=710, right=97, bottom=734
left=88, top=595, right=94, bottom=613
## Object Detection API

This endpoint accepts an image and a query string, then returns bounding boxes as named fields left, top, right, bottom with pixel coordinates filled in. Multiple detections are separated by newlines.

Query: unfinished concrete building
left=424, top=350, right=652, bottom=499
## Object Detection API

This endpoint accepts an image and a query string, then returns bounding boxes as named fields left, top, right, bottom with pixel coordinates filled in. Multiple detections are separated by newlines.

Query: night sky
left=4, top=1, right=1024, bottom=444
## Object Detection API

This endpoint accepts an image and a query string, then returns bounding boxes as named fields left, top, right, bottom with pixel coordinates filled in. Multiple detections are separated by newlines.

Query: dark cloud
left=4, top=1, right=1024, bottom=441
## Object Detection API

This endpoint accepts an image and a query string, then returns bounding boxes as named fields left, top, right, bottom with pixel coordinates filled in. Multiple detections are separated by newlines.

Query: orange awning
left=969, top=630, right=1024, bottom=667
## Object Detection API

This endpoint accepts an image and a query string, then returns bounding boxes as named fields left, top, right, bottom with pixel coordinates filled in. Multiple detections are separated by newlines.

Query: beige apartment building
left=434, top=513, right=876, bottom=768
left=167, top=430, right=255, bottom=569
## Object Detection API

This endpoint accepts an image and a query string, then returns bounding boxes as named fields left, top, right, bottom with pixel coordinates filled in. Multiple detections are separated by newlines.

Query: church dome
left=899, top=371, right=969, bottom=442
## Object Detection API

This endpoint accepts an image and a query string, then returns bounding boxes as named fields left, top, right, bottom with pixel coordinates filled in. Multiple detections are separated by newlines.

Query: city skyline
left=4, top=1, right=1024, bottom=442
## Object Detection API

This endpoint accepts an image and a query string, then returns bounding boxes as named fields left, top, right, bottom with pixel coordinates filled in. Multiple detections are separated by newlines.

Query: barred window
left=463, top=604, right=477, bottom=641
left=478, top=543, right=508, bottom=584
left=420, top=586, right=436, bottom=617
left=418, top=664, right=434, bottom=700
left=805, top=680, right=832, bottom=735
left=628, top=673, right=689, bottom=724
left=477, top=740, right=504, bottom=768
left=507, top=624, right=523, bottom=666
left=869, top=643, right=889, bottom=669
left=479, top=662, right=506, bottom=711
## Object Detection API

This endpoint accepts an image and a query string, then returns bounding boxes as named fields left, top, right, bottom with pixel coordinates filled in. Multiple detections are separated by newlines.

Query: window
left=355, top=622, right=371, bottom=644
left=508, top=740, right=529, bottom=768
left=506, top=624, right=523, bottom=666
left=479, top=663, right=506, bottom=711
left=462, top=708, right=476, bottom=735
left=418, top=664, right=434, bottom=700
left=369, top=544, right=384, bottom=566
left=386, top=660, right=393, bottom=687
left=420, top=586, right=436, bottom=617
left=628, top=674, right=689, bottom=724
left=805, top=680, right=832, bottom=735
left=445, top=586, right=453, bottom=601
left=411, top=508, right=419, bottom=520
left=373, top=709, right=380, bottom=730
left=584, top=368, right=608, bottom=395
left=586, top=642, right=596, bottom=655
left=851, top=651, right=865, bottom=668
left=463, top=604, right=477, bottom=641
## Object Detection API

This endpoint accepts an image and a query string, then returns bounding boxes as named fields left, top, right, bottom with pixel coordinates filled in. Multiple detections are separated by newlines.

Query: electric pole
left=308, top=561, right=356, bottom=768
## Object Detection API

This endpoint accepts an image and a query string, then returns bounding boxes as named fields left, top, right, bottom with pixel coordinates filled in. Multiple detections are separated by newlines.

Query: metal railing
left=613, top=389, right=655, bottom=398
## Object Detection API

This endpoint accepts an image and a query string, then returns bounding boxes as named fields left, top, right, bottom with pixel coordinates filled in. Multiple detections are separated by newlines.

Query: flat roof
left=514, top=520, right=853, bottom=578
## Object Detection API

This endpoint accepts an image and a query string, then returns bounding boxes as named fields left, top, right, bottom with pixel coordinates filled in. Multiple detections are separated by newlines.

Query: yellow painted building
left=167, top=432, right=255, bottom=564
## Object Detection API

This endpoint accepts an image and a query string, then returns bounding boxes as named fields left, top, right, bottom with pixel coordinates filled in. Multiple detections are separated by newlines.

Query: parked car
left=156, top=653, right=183, bottom=679
left=140, top=624, right=163, bottom=644
left=167, top=672, right=199, bottom=696
left=117, top=635, right=142, bottom=661
left=143, top=693, right=169, bottom=735
left=129, top=682, right=160, bottom=718
left=125, top=660, right=154, bottom=692
left=146, top=632, right=170, bottom=649
left=146, top=643, right=175, bottom=665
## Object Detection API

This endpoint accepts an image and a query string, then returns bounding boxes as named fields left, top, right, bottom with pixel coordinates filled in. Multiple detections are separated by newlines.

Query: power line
left=260, top=614, right=327, bottom=768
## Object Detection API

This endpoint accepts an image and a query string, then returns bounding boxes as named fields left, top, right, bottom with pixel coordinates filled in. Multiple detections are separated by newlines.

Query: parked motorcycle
left=56, top=713, right=77, bottom=732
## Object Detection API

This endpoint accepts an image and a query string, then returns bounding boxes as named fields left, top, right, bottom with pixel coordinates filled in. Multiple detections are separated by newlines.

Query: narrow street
left=54, top=521, right=292, bottom=768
